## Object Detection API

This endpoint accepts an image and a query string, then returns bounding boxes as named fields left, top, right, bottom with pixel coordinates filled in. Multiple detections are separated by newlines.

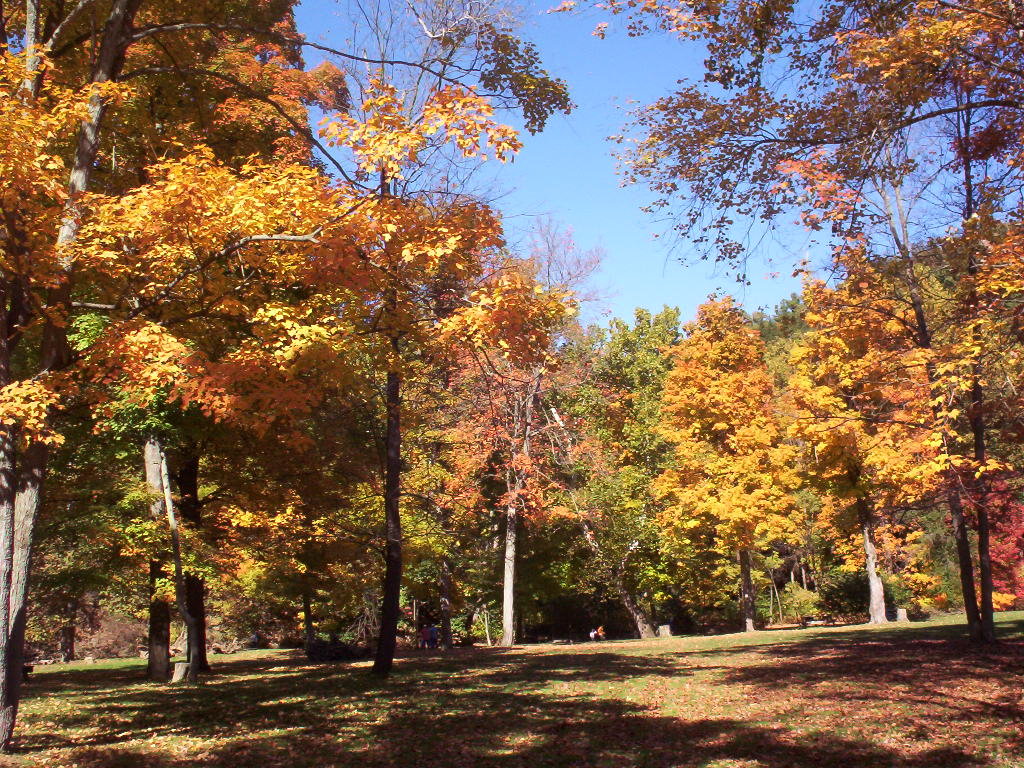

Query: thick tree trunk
left=0, top=442, right=46, bottom=748
left=146, top=560, right=171, bottom=681
left=439, top=556, right=453, bottom=650
left=499, top=372, right=540, bottom=648
left=976, top=494, right=997, bottom=644
left=738, top=549, right=756, bottom=633
left=373, top=370, right=402, bottom=677
left=184, top=577, right=207, bottom=671
left=577, top=517, right=655, bottom=638
left=174, top=451, right=209, bottom=671
left=0, top=428, right=16, bottom=741
left=462, top=606, right=475, bottom=647
left=159, top=448, right=199, bottom=684
left=857, top=498, right=888, bottom=624
left=616, top=576, right=656, bottom=639
left=143, top=439, right=171, bottom=680
left=948, top=491, right=983, bottom=642
left=500, top=501, right=517, bottom=647
left=0, top=0, right=142, bottom=748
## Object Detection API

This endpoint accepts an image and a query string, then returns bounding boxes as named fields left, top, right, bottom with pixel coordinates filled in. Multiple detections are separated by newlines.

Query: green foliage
left=781, top=583, right=820, bottom=622
left=817, top=570, right=871, bottom=617
left=69, top=313, right=110, bottom=353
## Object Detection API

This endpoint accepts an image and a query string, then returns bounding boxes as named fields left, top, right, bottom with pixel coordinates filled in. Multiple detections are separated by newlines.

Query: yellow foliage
left=656, top=298, right=801, bottom=553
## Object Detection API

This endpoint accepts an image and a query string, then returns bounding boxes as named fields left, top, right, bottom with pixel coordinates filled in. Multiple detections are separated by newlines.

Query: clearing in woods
left=4, top=612, right=1023, bottom=768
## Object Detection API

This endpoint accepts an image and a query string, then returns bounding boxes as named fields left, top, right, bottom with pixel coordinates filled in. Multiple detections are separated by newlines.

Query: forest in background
left=2, top=0, right=1024, bottom=755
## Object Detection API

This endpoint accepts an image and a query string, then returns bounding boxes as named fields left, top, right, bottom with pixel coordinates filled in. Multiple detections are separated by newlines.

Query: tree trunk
left=482, top=606, right=492, bottom=646
left=159, top=447, right=199, bottom=684
left=0, top=0, right=142, bottom=748
left=897, top=183, right=995, bottom=640
left=501, top=501, right=517, bottom=647
left=967, top=355, right=996, bottom=642
left=59, top=600, right=76, bottom=662
left=0, top=426, right=16, bottom=744
left=439, top=556, right=453, bottom=650
left=302, top=591, right=315, bottom=649
left=959, top=111, right=997, bottom=644
left=147, top=560, right=171, bottom=681
left=499, top=372, right=541, bottom=648
left=0, top=442, right=46, bottom=747
left=372, top=369, right=402, bottom=677
left=616, top=575, right=656, bottom=639
left=22, top=0, right=40, bottom=95
left=577, top=517, right=655, bottom=638
left=184, top=577, right=207, bottom=670
left=174, top=451, right=209, bottom=671
left=0, top=288, right=13, bottom=708
left=900, top=250, right=987, bottom=643
left=948, top=491, right=983, bottom=642
left=856, top=497, right=888, bottom=624
left=977, top=492, right=997, bottom=643
left=738, top=549, right=756, bottom=632
left=767, top=574, right=781, bottom=625
left=462, top=606, right=475, bottom=647
left=144, top=439, right=171, bottom=681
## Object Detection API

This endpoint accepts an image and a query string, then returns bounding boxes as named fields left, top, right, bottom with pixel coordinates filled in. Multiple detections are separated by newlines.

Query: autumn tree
left=657, top=298, right=801, bottom=632
left=0, top=0, right=569, bottom=728
left=788, top=275, right=939, bottom=623
left=570, top=0, right=1024, bottom=644
left=0, top=0, right=360, bottom=732
left=550, top=308, right=685, bottom=637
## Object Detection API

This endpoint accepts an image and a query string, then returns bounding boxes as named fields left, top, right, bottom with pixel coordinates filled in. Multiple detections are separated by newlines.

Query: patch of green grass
left=4, top=613, right=1023, bottom=768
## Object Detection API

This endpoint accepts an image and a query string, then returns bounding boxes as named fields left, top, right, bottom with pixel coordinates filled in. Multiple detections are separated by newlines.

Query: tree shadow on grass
left=12, top=635, right=1015, bottom=768
left=665, top=630, right=1024, bottom=761
left=28, top=650, right=314, bottom=694
left=44, top=705, right=984, bottom=768
left=669, top=630, right=1024, bottom=704
left=18, top=650, right=687, bottom=753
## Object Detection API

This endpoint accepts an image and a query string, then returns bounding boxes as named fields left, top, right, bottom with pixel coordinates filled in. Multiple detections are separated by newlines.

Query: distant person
left=428, top=624, right=439, bottom=649
left=596, top=626, right=606, bottom=641
left=419, top=625, right=430, bottom=650
left=589, top=629, right=597, bottom=641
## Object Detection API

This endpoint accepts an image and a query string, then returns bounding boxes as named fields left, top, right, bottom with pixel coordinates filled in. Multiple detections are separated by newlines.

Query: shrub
left=817, top=570, right=868, bottom=617
left=780, top=583, right=820, bottom=622
left=818, top=569, right=911, bottom=619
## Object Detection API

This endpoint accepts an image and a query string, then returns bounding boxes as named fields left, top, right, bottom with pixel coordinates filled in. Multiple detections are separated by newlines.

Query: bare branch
left=44, top=0, right=99, bottom=48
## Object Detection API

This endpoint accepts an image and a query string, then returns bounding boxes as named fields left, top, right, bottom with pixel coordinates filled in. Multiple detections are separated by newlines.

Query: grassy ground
left=3, top=612, right=1023, bottom=768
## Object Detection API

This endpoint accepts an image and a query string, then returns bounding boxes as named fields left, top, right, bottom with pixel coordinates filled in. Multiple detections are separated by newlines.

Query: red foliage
left=986, top=480, right=1024, bottom=607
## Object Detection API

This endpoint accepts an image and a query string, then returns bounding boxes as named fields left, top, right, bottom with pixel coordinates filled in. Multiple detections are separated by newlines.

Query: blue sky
left=295, top=0, right=804, bottom=322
